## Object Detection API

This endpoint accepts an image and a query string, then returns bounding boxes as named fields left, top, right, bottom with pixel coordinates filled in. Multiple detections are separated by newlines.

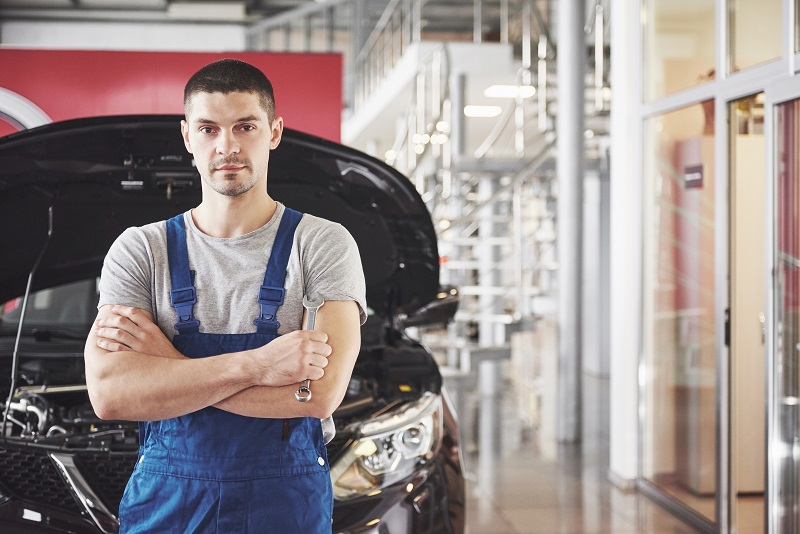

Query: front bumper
left=0, top=438, right=465, bottom=534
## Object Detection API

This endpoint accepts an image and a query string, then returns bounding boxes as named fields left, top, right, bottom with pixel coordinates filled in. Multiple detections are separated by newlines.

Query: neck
left=191, top=192, right=278, bottom=238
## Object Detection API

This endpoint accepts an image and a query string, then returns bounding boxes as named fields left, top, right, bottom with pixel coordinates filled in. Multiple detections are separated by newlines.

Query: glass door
left=773, top=96, right=800, bottom=533
left=642, top=101, right=718, bottom=526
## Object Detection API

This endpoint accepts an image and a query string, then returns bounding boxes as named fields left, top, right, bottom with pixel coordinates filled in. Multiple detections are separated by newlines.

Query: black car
left=0, top=116, right=465, bottom=534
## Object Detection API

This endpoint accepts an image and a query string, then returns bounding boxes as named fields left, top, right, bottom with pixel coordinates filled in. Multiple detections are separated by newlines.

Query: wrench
left=295, top=295, right=324, bottom=402
left=297, top=295, right=336, bottom=444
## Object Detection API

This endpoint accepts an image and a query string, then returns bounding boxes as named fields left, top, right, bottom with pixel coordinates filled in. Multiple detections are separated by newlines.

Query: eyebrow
left=193, top=115, right=262, bottom=126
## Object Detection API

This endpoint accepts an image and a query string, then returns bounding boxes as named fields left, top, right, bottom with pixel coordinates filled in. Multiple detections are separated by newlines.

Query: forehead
left=185, top=91, right=266, bottom=122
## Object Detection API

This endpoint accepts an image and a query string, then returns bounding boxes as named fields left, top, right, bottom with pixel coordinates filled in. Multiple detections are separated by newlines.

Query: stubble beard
left=206, top=157, right=260, bottom=197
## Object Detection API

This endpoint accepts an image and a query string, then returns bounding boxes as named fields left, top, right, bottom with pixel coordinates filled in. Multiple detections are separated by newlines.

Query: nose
left=215, top=130, right=240, bottom=155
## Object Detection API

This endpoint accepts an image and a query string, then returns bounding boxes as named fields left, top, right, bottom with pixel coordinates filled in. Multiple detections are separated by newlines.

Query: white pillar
left=608, top=0, right=641, bottom=486
left=556, top=0, right=586, bottom=442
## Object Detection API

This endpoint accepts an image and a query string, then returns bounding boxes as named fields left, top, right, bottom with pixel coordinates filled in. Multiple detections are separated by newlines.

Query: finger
left=110, top=305, right=144, bottom=326
left=96, top=338, right=131, bottom=352
left=307, top=354, right=329, bottom=369
left=304, top=330, right=329, bottom=343
left=95, top=327, right=137, bottom=349
left=96, top=316, right=139, bottom=339
left=98, top=315, right=136, bottom=332
left=306, top=367, right=325, bottom=381
left=312, top=341, right=333, bottom=357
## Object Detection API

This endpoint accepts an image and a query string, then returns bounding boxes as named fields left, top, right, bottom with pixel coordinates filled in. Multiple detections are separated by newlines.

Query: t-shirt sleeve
left=302, top=222, right=368, bottom=325
left=97, top=226, right=155, bottom=315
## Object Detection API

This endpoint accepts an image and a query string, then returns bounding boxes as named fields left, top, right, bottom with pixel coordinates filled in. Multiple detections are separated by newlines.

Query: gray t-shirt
left=98, top=203, right=367, bottom=339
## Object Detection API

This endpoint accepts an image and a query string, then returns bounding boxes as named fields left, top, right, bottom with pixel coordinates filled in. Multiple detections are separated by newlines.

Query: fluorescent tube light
left=464, top=105, right=502, bottom=118
left=483, top=85, right=536, bottom=98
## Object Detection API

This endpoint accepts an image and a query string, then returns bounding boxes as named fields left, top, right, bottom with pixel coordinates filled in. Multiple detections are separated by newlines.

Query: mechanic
left=83, top=58, right=367, bottom=533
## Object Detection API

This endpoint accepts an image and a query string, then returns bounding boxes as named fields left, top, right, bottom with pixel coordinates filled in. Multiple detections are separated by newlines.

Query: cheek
left=187, top=138, right=211, bottom=159
left=254, top=152, right=270, bottom=170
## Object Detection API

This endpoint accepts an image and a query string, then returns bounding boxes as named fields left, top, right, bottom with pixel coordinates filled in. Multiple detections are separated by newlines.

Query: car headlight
left=330, top=392, right=442, bottom=500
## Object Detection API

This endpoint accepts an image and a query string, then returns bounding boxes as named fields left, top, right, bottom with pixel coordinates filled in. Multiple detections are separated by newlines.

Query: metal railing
left=245, top=0, right=611, bottom=326
left=355, top=0, right=554, bottom=111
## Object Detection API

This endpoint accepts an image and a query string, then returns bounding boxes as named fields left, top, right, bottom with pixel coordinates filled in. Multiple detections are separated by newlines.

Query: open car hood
left=0, top=115, right=439, bottom=316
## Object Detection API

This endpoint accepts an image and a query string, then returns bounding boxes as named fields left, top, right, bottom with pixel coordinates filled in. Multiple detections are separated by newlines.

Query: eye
left=239, top=124, right=256, bottom=132
left=199, top=126, right=215, bottom=134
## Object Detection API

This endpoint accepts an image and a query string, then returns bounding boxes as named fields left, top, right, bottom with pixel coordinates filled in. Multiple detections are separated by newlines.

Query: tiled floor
left=442, top=363, right=700, bottom=534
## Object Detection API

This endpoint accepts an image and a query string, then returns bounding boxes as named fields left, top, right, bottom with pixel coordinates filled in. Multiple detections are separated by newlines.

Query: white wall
left=0, top=19, right=246, bottom=51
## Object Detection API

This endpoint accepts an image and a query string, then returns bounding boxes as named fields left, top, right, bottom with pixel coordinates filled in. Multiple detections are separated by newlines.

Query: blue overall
left=118, top=208, right=333, bottom=533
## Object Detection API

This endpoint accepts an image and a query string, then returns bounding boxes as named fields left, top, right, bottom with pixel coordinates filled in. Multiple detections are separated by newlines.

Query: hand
left=94, top=305, right=184, bottom=359
left=247, top=330, right=331, bottom=387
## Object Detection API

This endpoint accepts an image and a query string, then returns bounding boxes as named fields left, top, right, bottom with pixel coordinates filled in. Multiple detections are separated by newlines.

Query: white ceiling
left=0, top=0, right=315, bottom=22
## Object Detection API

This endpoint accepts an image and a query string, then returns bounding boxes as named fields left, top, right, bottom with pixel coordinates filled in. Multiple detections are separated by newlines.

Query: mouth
left=215, top=165, right=246, bottom=172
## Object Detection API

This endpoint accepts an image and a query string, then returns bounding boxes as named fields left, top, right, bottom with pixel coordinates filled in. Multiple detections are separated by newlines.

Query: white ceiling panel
left=78, top=0, right=168, bottom=7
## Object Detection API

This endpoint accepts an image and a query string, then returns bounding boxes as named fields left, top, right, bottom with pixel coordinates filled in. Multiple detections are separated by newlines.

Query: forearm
left=217, top=300, right=361, bottom=419
left=87, top=303, right=356, bottom=421
left=85, top=346, right=255, bottom=421
left=213, top=383, right=330, bottom=419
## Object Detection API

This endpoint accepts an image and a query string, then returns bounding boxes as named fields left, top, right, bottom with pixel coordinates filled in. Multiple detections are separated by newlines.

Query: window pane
left=643, top=0, right=715, bottom=100
left=730, top=0, right=781, bottom=72
left=643, top=101, right=717, bottom=522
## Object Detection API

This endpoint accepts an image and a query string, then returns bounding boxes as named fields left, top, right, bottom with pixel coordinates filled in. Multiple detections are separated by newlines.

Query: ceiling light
left=464, top=105, right=502, bottom=118
left=483, top=85, right=536, bottom=98
left=430, top=133, right=448, bottom=144
left=412, top=133, right=430, bottom=144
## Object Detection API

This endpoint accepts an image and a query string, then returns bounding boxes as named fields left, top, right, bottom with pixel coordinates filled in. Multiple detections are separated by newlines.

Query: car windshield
left=0, top=278, right=99, bottom=334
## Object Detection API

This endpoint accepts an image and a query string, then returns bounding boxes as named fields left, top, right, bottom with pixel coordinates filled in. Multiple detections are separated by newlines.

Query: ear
left=269, top=117, right=284, bottom=150
left=181, top=120, right=193, bottom=154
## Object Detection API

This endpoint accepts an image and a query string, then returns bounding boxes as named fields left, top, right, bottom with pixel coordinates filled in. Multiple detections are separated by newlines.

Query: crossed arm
left=83, top=301, right=361, bottom=422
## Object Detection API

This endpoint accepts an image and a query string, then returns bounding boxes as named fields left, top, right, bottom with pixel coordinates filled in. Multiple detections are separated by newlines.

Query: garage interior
left=1, top=0, right=787, bottom=533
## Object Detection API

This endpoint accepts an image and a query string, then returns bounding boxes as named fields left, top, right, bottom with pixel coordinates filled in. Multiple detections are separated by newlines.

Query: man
left=84, top=58, right=366, bottom=533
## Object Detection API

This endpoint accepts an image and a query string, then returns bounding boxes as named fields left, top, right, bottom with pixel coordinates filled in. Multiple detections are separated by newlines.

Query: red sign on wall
left=0, top=49, right=342, bottom=142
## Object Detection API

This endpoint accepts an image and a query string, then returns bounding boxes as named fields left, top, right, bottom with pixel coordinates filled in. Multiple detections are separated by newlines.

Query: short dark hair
left=184, top=58, right=276, bottom=120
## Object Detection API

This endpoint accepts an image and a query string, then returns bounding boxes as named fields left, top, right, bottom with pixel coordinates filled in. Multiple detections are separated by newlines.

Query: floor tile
left=442, top=361, right=703, bottom=534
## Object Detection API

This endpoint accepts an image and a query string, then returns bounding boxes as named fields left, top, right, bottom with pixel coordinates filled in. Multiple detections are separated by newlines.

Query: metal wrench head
left=302, top=295, right=324, bottom=330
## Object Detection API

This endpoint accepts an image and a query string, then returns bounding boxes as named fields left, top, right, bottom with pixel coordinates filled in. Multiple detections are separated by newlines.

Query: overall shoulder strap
left=166, top=213, right=200, bottom=335
left=254, top=207, right=304, bottom=334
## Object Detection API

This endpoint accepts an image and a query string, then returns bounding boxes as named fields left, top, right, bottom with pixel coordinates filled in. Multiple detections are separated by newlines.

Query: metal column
left=556, top=0, right=586, bottom=443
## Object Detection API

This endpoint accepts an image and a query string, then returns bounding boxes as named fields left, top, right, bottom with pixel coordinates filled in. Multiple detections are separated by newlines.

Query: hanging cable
left=3, top=204, right=54, bottom=438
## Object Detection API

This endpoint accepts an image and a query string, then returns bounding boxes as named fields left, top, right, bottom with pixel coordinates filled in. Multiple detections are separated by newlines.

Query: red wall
left=0, top=49, right=341, bottom=141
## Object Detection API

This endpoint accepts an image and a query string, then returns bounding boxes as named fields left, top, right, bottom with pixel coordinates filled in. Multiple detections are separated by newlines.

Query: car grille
left=0, top=444, right=80, bottom=513
left=0, top=438, right=343, bottom=518
left=76, top=452, right=136, bottom=510
left=0, top=443, right=138, bottom=517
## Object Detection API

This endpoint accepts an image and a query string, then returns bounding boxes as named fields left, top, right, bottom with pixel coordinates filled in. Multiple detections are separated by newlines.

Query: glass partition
left=643, top=101, right=717, bottom=523
left=775, top=97, right=800, bottom=533
left=643, top=0, right=715, bottom=100
left=729, top=0, right=781, bottom=72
